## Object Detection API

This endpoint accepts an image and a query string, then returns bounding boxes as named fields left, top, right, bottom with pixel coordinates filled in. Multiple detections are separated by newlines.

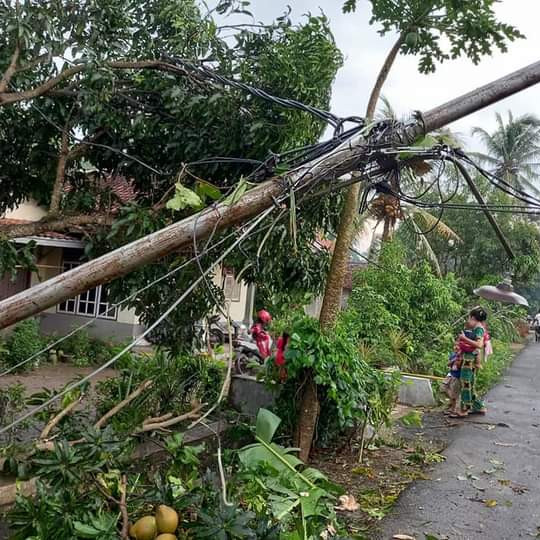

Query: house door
left=0, top=270, right=29, bottom=301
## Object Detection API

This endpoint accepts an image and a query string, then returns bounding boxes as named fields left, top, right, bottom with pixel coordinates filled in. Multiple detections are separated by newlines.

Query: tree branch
left=49, top=125, right=70, bottom=214
left=94, top=380, right=153, bottom=429
left=0, top=43, right=20, bottom=93
left=0, top=60, right=190, bottom=107
left=0, top=213, right=114, bottom=239
left=136, top=404, right=204, bottom=433
left=142, top=412, right=173, bottom=425
left=39, top=394, right=85, bottom=439
left=120, top=474, right=129, bottom=540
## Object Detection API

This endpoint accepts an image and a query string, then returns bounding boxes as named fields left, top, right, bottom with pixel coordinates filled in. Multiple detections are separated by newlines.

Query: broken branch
left=142, top=412, right=173, bottom=425
left=94, top=380, right=153, bottom=429
left=39, top=394, right=85, bottom=440
left=120, top=474, right=129, bottom=540
left=136, top=404, right=204, bottom=433
left=0, top=213, right=114, bottom=239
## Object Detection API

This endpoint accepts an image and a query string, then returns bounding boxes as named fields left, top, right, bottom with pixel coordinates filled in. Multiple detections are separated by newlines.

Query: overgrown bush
left=95, top=349, right=224, bottom=433
left=271, top=314, right=399, bottom=445
left=344, top=241, right=463, bottom=371
left=57, top=329, right=116, bottom=367
left=1, top=319, right=45, bottom=372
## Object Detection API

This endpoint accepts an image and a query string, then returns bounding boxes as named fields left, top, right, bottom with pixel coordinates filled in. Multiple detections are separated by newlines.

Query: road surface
left=376, top=341, right=540, bottom=540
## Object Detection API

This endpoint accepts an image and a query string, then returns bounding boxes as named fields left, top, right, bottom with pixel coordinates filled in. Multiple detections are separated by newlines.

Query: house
left=1, top=197, right=255, bottom=340
left=1, top=199, right=145, bottom=340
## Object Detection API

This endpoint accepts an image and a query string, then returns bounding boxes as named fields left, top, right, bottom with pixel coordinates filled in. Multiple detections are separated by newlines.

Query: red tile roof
left=65, top=174, right=136, bottom=210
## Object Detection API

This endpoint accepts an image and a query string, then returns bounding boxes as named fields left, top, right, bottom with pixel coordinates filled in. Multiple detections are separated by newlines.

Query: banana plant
left=238, top=409, right=340, bottom=540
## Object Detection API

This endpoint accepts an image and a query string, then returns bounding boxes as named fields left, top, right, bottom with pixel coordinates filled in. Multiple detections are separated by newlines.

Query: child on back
left=443, top=326, right=476, bottom=414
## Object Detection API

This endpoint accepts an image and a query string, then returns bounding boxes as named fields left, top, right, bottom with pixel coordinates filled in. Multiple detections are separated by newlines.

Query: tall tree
left=295, top=0, right=523, bottom=461
left=472, top=111, right=540, bottom=196
left=0, top=0, right=344, bottom=348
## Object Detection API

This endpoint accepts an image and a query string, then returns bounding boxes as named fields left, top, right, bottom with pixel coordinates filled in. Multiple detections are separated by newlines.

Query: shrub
left=345, top=241, right=463, bottom=369
left=55, top=330, right=119, bottom=367
left=94, top=349, right=224, bottom=432
left=271, top=314, right=399, bottom=444
left=2, top=319, right=45, bottom=372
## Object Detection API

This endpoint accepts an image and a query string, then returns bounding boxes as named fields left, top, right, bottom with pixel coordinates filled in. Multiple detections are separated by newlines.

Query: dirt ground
left=311, top=410, right=454, bottom=538
left=0, top=362, right=117, bottom=396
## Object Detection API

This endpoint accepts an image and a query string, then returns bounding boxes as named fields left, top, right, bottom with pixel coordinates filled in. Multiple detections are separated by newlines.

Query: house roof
left=64, top=174, right=137, bottom=210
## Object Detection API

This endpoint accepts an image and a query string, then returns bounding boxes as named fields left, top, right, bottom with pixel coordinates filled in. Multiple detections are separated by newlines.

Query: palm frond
left=408, top=216, right=442, bottom=277
left=376, top=95, right=397, bottom=121
left=407, top=207, right=462, bottom=243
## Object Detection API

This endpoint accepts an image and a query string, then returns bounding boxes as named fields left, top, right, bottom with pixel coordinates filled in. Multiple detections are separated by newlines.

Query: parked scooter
left=233, top=331, right=272, bottom=375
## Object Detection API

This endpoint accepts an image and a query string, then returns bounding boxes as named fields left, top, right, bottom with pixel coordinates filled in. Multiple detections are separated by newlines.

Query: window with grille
left=223, top=271, right=241, bottom=302
left=57, top=261, right=118, bottom=320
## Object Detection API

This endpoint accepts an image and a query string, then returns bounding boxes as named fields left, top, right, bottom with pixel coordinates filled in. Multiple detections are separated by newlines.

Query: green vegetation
left=7, top=409, right=361, bottom=540
left=0, top=319, right=45, bottom=372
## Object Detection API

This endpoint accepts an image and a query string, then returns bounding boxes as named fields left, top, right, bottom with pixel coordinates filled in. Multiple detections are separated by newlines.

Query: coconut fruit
left=156, top=535, right=177, bottom=540
left=130, top=516, right=157, bottom=540
left=155, top=505, right=179, bottom=534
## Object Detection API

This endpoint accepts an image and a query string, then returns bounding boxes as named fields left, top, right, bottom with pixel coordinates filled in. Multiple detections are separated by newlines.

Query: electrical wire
left=0, top=206, right=281, bottom=377
left=0, top=206, right=275, bottom=436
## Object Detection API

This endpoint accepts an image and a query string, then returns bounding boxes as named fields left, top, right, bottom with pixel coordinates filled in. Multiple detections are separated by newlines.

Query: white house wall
left=212, top=266, right=251, bottom=323
left=4, top=199, right=47, bottom=221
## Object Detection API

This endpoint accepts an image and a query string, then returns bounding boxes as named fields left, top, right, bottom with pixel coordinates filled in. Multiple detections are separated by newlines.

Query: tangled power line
left=3, top=58, right=540, bottom=438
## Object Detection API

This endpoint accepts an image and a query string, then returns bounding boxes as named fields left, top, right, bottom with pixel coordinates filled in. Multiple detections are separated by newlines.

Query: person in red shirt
left=275, top=332, right=289, bottom=382
left=250, top=309, right=272, bottom=359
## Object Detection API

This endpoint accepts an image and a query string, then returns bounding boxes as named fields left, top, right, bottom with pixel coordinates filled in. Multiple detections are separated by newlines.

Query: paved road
left=376, top=342, right=540, bottom=540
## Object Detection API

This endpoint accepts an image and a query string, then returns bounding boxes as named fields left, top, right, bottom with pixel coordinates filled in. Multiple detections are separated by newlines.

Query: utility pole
left=0, top=60, right=540, bottom=330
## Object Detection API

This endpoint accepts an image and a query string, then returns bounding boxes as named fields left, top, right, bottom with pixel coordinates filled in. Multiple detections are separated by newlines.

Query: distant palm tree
left=472, top=111, right=540, bottom=196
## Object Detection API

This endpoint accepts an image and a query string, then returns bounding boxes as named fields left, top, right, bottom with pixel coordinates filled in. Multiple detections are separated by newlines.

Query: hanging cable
left=0, top=206, right=275, bottom=436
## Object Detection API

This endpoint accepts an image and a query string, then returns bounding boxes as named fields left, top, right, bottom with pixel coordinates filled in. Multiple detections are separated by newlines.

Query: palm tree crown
left=472, top=111, right=540, bottom=196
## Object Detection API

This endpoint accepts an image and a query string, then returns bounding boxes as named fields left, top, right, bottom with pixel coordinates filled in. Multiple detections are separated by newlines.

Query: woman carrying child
left=451, top=307, right=488, bottom=418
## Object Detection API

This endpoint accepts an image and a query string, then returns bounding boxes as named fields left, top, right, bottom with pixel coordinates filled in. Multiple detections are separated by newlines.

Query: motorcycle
left=207, top=315, right=248, bottom=345
left=233, top=330, right=272, bottom=376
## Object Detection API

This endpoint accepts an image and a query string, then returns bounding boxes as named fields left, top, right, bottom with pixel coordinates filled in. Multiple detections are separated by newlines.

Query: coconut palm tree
left=364, top=96, right=462, bottom=274
left=472, top=111, right=540, bottom=196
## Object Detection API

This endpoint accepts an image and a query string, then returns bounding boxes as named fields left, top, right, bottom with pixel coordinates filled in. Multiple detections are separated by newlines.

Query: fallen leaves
left=392, top=535, right=416, bottom=540
left=485, top=499, right=498, bottom=508
left=336, top=494, right=359, bottom=512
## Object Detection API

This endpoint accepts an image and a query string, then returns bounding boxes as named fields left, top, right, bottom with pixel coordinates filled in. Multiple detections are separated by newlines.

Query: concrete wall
left=39, top=311, right=144, bottom=341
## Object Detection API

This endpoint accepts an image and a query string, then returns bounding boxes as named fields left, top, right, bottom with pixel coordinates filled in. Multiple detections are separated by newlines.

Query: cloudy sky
left=234, top=1, right=540, bottom=149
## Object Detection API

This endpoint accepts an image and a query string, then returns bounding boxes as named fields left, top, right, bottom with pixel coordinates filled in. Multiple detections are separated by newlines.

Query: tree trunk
left=295, top=370, right=320, bottom=462
left=295, top=34, right=404, bottom=463
left=50, top=128, right=70, bottom=214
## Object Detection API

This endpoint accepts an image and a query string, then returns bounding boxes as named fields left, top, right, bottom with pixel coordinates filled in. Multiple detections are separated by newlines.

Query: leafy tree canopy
left=0, top=0, right=344, bottom=349
left=342, top=0, right=523, bottom=73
